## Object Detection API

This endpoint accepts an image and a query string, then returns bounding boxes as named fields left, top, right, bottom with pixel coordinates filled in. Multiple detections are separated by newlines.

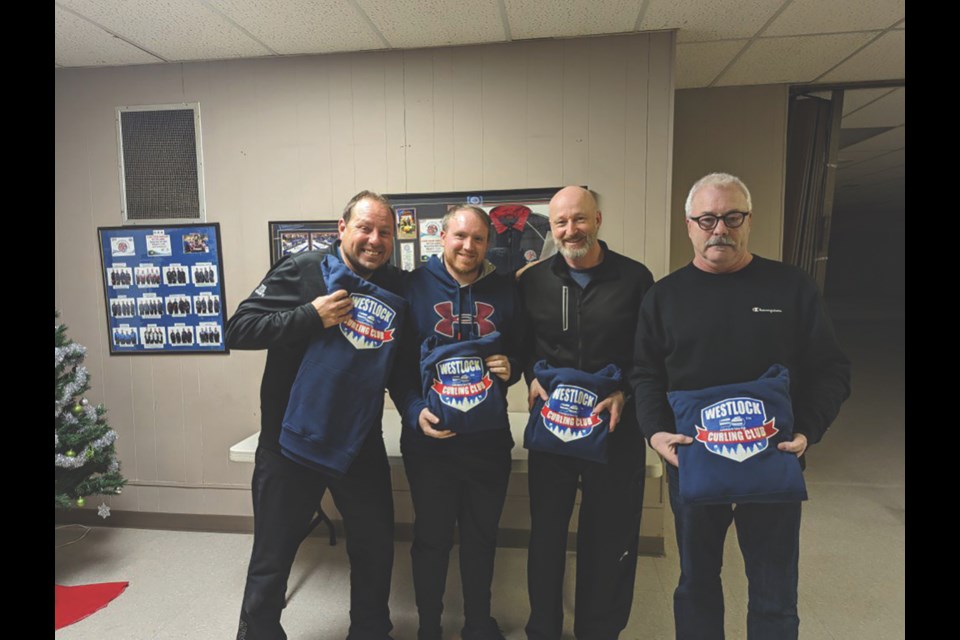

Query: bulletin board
left=97, top=223, right=228, bottom=355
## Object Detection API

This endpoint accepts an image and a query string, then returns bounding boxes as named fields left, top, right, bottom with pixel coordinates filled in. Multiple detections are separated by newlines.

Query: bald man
left=518, top=186, right=655, bottom=639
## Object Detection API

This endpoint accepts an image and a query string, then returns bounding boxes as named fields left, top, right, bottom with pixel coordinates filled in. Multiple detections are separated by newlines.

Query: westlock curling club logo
left=431, top=357, right=493, bottom=412
left=541, top=385, right=602, bottom=443
left=695, top=396, right=779, bottom=462
left=340, top=294, right=397, bottom=350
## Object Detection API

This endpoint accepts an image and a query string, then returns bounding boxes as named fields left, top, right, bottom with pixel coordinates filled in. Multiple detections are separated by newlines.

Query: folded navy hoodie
left=280, top=255, right=407, bottom=477
left=524, top=360, right=622, bottom=464
left=667, top=363, right=807, bottom=505
left=420, top=331, right=508, bottom=434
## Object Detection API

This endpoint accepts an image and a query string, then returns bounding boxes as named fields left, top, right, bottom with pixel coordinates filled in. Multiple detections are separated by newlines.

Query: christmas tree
left=55, top=312, right=126, bottom=510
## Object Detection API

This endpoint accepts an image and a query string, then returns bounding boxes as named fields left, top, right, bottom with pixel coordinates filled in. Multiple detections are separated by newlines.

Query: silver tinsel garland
left=55, top=343, right=86, bottom=368
left=54, top=430, right=119, bottom=469
left=55, top=452, right=88, bottom=469
left=90, top=430, right=118, bottom=450
left=56, top=366, right=89, bottom=412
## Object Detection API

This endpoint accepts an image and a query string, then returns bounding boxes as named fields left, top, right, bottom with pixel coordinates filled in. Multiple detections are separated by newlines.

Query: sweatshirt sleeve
left=516, top=269, right=538, bottom=387
left=630, top=288, right=676, bottom=441
left=387, top=330, right=429, bottom=432
left=791, top=286, right=852, bottom=445
left=504, top=281, right=527, bottom=388
left=225, top=256, right=325, bottom=351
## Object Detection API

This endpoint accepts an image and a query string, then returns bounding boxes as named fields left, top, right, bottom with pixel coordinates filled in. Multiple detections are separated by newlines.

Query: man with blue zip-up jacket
left=391, top=205, right=524, bottom=640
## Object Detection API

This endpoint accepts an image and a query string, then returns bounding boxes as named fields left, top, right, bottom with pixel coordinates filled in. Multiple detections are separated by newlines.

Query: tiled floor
left=54, top=299, right=904, bottom=639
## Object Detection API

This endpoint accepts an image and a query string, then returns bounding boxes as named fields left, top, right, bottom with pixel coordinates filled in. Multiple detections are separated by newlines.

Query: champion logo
left=340, top=294, right=397, bottom=350
left=541, top=384, right=602, bottom=443
left=695, top=396, right=779, bottom=462
left=752, top=307, right=782, bottom=313
left=431, top=356, right=493, bottom=412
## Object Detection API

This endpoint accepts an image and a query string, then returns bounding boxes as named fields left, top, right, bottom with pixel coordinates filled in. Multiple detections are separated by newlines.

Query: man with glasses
left=632, top=173, right=851, bottom=639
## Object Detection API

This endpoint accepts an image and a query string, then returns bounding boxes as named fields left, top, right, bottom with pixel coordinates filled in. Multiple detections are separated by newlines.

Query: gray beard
left=558, top=234, right=597, bottom=260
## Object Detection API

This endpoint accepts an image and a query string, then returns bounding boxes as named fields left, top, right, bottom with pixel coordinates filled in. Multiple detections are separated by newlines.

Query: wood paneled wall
left=55, top=31, right=675, bottom=518
left=670, top=84, right=789, bottom=273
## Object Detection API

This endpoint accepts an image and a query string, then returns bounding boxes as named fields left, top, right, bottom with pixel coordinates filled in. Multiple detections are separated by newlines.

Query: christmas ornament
left=81, top=398, right=89, bottom=406
left=97, top=502, right=111, bottom=519
left=72, top=403, right=84, bottom=416
left=76, top=497, right=85, bottom=507
left=66, top=450, right=76, bottom=457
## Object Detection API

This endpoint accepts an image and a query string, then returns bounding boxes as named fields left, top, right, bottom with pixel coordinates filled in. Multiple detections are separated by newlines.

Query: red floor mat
left=55, top=582, right=129, bottom=630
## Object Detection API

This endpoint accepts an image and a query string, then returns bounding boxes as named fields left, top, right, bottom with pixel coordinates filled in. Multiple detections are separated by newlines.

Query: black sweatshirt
left=631, top=256, right=851, bottom=446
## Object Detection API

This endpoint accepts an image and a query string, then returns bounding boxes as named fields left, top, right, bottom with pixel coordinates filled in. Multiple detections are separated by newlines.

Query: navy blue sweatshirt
left=390, top=255, right=523, bottom=454
left=280, top=256, right=408, bottom=476
left=524, top=360, right=622, bottom=463
left=420, top=332, right=508, bottom=434
left=667, top=364, right=807, bottom=504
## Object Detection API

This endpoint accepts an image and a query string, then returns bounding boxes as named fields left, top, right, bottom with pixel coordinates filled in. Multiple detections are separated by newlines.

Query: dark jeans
left=403, top=448, right=512, bottom=639
left=525, top=435, right=646, bottom=640
left=667, top=465, right=802, bottom=640
left=237, top=430, right=395, bottom=640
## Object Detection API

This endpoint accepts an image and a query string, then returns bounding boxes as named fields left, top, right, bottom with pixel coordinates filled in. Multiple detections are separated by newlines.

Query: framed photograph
left=269, top=220, right=340, bottom=266
left=384, top=187, right=564, bottom=274
left=98, top=223, right=228, bottom=355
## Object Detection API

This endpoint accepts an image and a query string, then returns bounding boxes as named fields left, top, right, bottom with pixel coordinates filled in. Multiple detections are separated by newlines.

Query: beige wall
left=670, top=84, right=789, bottom=273
left=55, top=32, right=675, bottom=519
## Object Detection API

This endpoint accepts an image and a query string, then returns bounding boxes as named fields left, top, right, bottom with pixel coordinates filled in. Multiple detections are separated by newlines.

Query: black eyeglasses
left=687, top=211, right=750, bottom=230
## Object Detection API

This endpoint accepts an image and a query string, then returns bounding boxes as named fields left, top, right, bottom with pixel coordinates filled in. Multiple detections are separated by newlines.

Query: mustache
left=705, top=236, right=737, bottom=248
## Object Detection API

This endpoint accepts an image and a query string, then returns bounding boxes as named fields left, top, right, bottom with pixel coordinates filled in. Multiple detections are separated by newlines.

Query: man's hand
left=777, top=433, right=808, bottom=458
left=419, top=408, right=456, bottom=439
left=485, top=355, right=511, bottom=382
left=312, top=289, right=353, bottom=328
left=650, top=431, right=693, bottom=468
left=528, top=378, right=548, bottom=411
left=592, top=390, right=625, bottom=432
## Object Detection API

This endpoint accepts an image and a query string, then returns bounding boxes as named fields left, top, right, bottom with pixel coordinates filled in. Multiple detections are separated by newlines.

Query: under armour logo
left=433, top=301, right=498, bottom=337
left=474, top=302, right=496, bottom=336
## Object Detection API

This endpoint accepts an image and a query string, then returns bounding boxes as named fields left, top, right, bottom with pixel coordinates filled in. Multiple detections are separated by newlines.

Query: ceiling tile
left=715, top=33, right=874, bottom=86
left=842, top=87, right=904, bottom=128
left=818, top=30, right=905, bottom=82
left=640, top=0, right=784, bottom=43
left=841, top=125, right=904, bottom=152
left=209, top=0, right=386, bottom=54
left=837, top=149, right=883, bottom=164
left=55, top=5, right=163, bottom=67
left=842, top=147, right=905, bottom=172
left=58, top=0, right=272, bottom=62
left=676, top=40, right=747, bottom=88
left=841, top=87, right=896, bottom=115
left=357, top=0, right=504, bottom=48
left=504, top=0, right=641, bottom=39
left=765, top=0, right=904, bottom=36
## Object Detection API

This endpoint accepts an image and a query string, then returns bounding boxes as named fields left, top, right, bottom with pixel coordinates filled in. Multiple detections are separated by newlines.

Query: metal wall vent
left=117, top=104, right=205, bottom=222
